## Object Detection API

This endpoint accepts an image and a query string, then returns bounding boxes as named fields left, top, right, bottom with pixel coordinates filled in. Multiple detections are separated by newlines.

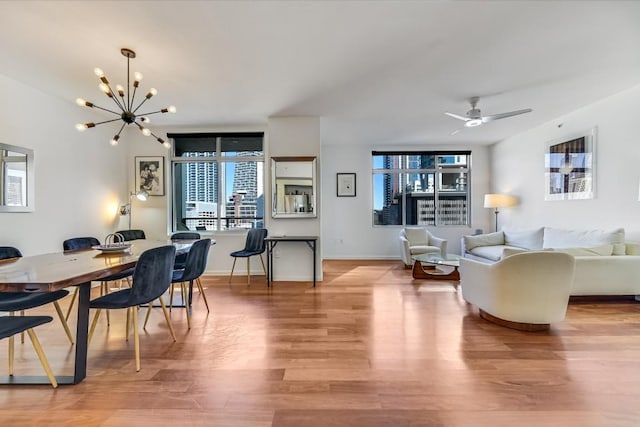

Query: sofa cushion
left=543, top=227, right=625, bottom=255
left=504, top=228, right=544, bottom=250
left=404, top=228, right=428, bottom=246
left=464, top=231, right=504, bottom=251
left=502, top=247, right=529, bottom=258
left=409, top=245, right=441, bottom=255
left=553, top=244, right=614, bottom=256
left=468, top=244, right=521, bottom=262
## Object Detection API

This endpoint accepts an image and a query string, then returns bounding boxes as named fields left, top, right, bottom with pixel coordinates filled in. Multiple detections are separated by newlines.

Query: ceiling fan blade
left=444, top=112, right=470, bottom=121
left=482, top=108, right=532, bottom=123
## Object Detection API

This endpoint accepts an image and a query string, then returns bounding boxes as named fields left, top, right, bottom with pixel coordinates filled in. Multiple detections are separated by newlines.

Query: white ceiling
left=1, top=1, right=640, bottom=147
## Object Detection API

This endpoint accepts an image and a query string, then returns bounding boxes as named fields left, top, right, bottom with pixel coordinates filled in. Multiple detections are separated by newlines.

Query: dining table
left=0, top=239, right=197, bottom=385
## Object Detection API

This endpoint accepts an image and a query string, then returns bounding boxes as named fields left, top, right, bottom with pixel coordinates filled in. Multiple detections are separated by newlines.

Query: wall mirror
left=0, top=143, right=35, bottom=212
left=271, top=156, right=316, bottom=218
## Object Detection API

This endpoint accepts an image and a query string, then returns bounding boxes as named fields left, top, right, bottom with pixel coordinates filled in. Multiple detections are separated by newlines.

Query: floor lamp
left=119, top=190, right=149, bottom=230
left=484, top=194, right=518, bottom=232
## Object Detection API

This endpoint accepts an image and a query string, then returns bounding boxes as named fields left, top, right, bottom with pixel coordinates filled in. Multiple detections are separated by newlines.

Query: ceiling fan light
left=465, top=119, right=482, bottom=127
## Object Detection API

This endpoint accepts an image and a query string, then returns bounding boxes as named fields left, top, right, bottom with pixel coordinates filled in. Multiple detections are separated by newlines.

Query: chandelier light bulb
left=116, top=85, right=125, bottom=96
left=140, top=116, right=150, bottom=123
left=110, top=135, right=120, bottom=146
left=162, top=140, right=171, bottom=149
left=75, top=123, right=87, bottom=132
left=94, top=68, right=104, bottom=77
left=146, top=88, right=158, bottom=99
left=141, top=127, right=151, bottom=136
left=134, top=71, right=143, bottom=81
left=99, top=83, right=110, bottom=94
left=76, top=98, right=86, bottom=106
left=168, top=105, right=176, bottom=113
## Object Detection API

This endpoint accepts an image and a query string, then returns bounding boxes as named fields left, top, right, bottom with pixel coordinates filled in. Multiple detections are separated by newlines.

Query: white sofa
left=460, top=251, right=576, bottom=330
left=400, top=228, right=447, bottom=267
left=461, top=227, right=640, bottom=297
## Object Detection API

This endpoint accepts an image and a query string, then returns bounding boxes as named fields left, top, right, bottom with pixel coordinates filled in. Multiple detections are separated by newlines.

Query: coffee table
left=411, top=253, right=461, bottom=281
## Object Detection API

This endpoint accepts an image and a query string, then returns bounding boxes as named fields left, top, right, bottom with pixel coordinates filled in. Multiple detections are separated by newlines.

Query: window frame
left=371, top=151, right=471, bottom=227
left=169, top=132, right=264, bottom=232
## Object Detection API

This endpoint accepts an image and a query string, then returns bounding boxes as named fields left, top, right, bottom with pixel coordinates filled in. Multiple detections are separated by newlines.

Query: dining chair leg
left=195, top=278, right=210, bottom=313
left=88, top=309, right=102, bottom=344
left=259, top=254, right=267, bottom=276
left=228, top=258, right=237, bottom=282
left=181, top=282, right=191, bottom=330
left=126, top=308, right=131, bottom=342
left=169, top=283, right=175, bottom=311
left=158, top=296, right=177, bottom=342
left=143, top=304, right=152, bottom=329
left=101, top=282, right=111, bottom=326
left=8, top=312, right=14, bottom=375
left=247, top=258, right=251, bottom=284
left=26, top=328, right=58, bottom=388
left=53, top=301, right=75, bottom=344
left=132, top=307, right=141, bottom=372
left=20, top=310, right=25, bottom=344
left=65, top=288, right=78, bottom=321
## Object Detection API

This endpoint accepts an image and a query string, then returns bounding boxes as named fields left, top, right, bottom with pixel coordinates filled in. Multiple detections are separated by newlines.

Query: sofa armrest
left=429, top=236, right=447, bottom=256
left=399, top=235, right=412, bottom=266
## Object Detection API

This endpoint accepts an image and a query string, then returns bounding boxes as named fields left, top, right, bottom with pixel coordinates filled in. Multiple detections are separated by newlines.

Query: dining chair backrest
left=179, top=239, right=211, bottom=282
left=171, top=232, right=201, bottom=240
left=115, top=229, right=146, bottom=241
left=0, top=246, right=22, bottom=260
left=127, top=245, right=176, bottom=306
left=243, top=228, right=268, bottom=254
left=63, top=237, right=100, bottom=251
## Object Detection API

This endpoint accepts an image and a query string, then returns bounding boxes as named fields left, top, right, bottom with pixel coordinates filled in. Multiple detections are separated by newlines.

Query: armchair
left=459, top=251, right=575, bottom=331
left=399, top=228, right=447, bottom=267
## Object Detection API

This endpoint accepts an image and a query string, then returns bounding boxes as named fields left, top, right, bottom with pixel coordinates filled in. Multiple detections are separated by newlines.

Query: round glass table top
left=411, top=253, right=461, bottom=267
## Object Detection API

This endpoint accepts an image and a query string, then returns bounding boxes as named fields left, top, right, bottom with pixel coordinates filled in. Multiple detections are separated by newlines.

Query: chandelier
left=75, top=48, right=175, bottom=148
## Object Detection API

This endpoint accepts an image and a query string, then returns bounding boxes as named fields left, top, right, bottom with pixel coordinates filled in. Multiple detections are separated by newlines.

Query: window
left=372, top=151, right=470, bottom=226
left=169, top=132, right=264, bottom=231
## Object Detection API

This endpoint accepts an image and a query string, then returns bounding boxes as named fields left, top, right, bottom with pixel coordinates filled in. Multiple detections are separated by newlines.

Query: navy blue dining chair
left=88, top=245, right=176, bottom=372
left=170, top=232, right=201, bottom=270
left=228, top=228, right=267, bottom=284
left=150, top=238, right=211, bottom=330
left=0, top=247, right=74, bottom=346
left=62, top=237, right=135, bottom=323
left=115, top=229, right=146, bottom=241
left=0, top=315, right=58, bottom=388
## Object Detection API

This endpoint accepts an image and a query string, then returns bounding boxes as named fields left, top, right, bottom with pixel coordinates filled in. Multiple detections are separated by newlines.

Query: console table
left=264, top=236, right=318, bottom=287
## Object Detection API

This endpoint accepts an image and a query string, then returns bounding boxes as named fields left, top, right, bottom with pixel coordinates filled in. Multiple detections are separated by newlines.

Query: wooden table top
left=0, top=240, right=193, bottom=292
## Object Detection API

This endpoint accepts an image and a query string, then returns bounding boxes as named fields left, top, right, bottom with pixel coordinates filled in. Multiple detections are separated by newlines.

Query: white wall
left=0, top=74, right=127, bottom=255
left=321, top=143, right=492, bottom=258
left=491, top=84, right=640, bottom=241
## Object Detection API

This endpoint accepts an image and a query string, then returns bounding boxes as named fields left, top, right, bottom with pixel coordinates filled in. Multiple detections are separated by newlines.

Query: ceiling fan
left=445, top=96, right=532, bottom=133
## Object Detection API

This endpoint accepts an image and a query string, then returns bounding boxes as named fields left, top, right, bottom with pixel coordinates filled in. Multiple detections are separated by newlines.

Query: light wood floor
left=1, top=260, right=640, bottom=426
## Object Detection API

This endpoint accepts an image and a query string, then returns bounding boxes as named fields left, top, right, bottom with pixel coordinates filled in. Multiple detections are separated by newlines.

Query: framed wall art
left=135, top=156, right=165, bottom=196
left=337, top=173, right=356, bottom=197
left=544, top=127, right=596, bottom=201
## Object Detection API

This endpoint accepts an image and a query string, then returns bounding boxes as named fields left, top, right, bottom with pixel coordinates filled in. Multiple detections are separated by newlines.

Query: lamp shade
left=484, top=194, right=518, bottom=208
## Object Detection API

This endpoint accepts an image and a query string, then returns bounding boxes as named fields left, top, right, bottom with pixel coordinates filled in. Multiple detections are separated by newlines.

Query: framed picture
left=337, top=173, right=356, bottom=197
left=135, top=156, right=165, bottom=196
left=544, top=127, right=596, bottom=201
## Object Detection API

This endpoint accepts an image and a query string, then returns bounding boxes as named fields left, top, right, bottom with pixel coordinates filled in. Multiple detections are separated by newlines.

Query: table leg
left=73, top=282, right=90, bottom=383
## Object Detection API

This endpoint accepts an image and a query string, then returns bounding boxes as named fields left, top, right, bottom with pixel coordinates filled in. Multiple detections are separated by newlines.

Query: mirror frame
left=271, top=156, right=317, bottom=219
left=0, top=143, right=35, bottom=213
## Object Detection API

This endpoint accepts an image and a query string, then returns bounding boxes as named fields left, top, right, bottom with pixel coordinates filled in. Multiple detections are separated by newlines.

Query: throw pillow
left=543, top=228, right=625, bottom=254
left=463, top=231, right=504, bottom=251
left=504, top=228, right=544, bottom=250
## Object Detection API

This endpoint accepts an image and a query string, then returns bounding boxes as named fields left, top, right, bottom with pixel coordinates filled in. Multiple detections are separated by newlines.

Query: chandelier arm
left=90, top=104, right=122, bottom=116
left=137, top=109, right=164, bottom=116
left=93, top=118, right=125, bottom=126
left=101, top=81, right=127, bottom=112
left=126, top=53, right=131, bottom=111
left=130, top=86, right=139, bottom=112
left=115, top=122, right=127, bottom=137
left=132, top=97, right=150, bottom=114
